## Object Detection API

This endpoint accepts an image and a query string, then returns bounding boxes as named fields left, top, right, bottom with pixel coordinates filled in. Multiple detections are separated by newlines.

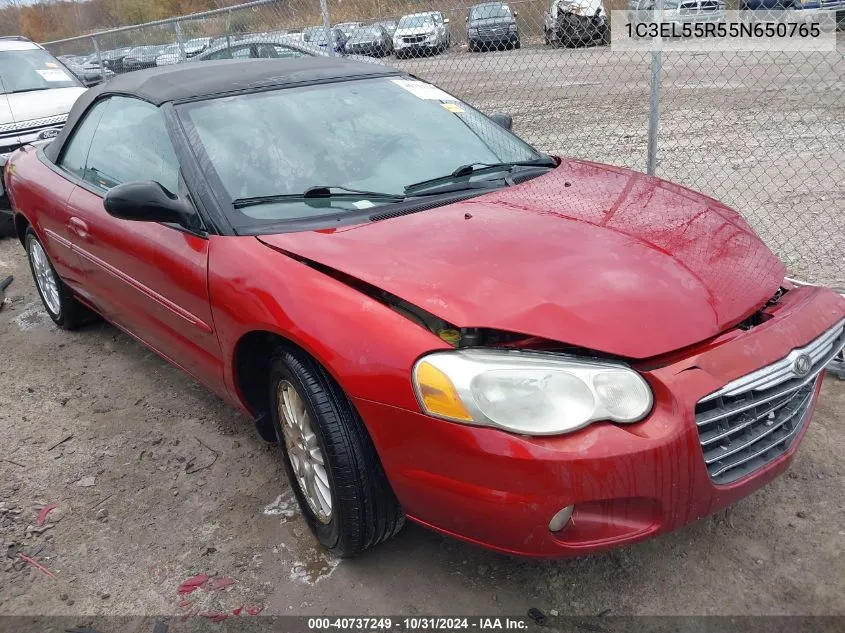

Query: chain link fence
left=41, top=0, right=844, bottom=287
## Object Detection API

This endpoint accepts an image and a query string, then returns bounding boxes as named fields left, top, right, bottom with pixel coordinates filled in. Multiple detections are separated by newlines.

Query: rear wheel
left=268, top=347, right=404, bottom=556
left=25, top=228, right=90, bottom=329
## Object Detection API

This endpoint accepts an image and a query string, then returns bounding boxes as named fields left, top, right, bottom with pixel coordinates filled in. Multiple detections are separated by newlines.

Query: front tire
left=25, top=228, right=90, bottom=329
left=269, top=347, right=404, bottom=556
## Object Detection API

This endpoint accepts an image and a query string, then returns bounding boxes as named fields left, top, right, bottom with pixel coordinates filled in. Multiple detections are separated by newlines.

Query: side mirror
left=514, top=10, right=519, bottom=16
left=465, top=16, right=469, bottom=22
left=444, top=18, right=450, bottom=24
left=104, top=181, right=195, bottom=227
left=489, top=113, right=513, bottom=131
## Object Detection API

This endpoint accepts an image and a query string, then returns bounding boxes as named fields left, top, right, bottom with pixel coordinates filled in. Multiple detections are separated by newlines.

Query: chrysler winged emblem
left=792, top=353, right=812, bottom=378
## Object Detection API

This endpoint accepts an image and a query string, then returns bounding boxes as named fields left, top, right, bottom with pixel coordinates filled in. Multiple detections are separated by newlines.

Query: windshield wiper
left=233, top=185, right=405, bottom=209
left=404, top=157, right=557, bottom=195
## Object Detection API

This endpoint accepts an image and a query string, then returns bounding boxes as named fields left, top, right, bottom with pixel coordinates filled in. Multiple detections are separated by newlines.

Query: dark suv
left=467, top=2, right=520, bottom=52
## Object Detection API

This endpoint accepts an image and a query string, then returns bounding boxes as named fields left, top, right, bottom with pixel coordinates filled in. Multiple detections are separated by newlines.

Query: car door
left=37, top=99, right=109, bottom=287
left=63, top=95, right=223, bottom=391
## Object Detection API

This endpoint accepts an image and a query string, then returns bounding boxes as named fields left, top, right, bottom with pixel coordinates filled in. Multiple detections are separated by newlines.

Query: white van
left=1, top=36, right=86, bottom=235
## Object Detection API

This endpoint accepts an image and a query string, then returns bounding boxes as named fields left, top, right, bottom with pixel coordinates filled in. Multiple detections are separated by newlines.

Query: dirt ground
left=0, top=42, right=844, bottom=623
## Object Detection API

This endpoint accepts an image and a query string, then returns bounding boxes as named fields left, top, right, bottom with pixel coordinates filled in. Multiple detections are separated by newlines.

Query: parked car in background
left=301, top=25, right=348, bottom=53
left=0, top=36, right=86, bottom=236
left=544, top=0, right=609, bottom=47
left=194, top=35, right=381, bottom=65
left=122, top=44, right=169, bottom=71
left=344, top=24, right=394, bottom=57
left=6, top=58, right=844, bottom=558
left=155, top=37, right=213, bottom=66
left=467, top=2, right=521, bottom=51
left=155, top=43, right=183, bottom=66
left=334, top=22, right=362, bottom=38
left=100, top=47, right=133, bottom=73
left=183, top=37, right=212, bottom=57
left=61, top=56, right=115, bottom=86
left=393, top=11, right=451, bottom=58
left=628, top=0, right=725, bottom=29
left=374, top=20, right=398, bottom=36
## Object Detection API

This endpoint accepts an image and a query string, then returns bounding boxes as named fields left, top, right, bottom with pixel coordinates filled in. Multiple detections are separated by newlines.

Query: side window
left=272, top=45, right=306, bottom=59
left=58, top=99, right=109, bottom=179
left=83, top=96, right=180, bottom=194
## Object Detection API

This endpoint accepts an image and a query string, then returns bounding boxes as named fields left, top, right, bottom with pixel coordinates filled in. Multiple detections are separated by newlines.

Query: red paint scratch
left=18, top=554, right=57, bottom=579
left=177, top=574, right=209, bottom=594
left=35, top=503, right=58, bottom=526
left=246, top=604, right=264, bottom=616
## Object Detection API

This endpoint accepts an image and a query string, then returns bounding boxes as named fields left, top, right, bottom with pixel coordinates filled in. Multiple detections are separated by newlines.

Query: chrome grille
left=0, top=114, right=67, bottom=136
left=695, top=319, right=845, bottom=484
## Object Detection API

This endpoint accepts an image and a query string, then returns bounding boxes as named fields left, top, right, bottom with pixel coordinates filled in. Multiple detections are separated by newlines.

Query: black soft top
left=44, top=57, right=401, bottom=162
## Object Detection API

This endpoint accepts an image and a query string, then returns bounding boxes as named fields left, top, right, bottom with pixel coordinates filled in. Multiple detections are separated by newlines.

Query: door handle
left=68, top=217, right=90, bottom=241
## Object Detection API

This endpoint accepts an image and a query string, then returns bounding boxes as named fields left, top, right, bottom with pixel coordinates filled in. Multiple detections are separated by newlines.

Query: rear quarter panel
left=6, top=146, right=80, bottom=282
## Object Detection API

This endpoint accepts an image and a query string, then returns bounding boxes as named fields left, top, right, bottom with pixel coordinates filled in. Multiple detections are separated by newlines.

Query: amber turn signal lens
left=414, top=360, right=473, bottom=421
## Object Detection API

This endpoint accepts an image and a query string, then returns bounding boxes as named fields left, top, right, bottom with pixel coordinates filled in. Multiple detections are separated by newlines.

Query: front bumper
left=355, top=285, right=845, bottom=557
left=394, top=38, right=441, bottom=52
left=469, top=32, right=519, bottom=45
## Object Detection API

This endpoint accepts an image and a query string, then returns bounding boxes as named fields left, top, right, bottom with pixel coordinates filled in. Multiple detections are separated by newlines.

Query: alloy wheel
left=29, top=240, right=61, bottom=316
left=277, top=380, right=333, bottom=523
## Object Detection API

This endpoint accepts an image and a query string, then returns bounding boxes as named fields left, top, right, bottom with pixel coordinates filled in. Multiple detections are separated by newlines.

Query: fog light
left=548, top=505, right=574, bottom=532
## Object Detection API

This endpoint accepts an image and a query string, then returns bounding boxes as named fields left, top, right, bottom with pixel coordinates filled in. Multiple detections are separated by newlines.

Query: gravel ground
left=1, top=43, right=844, bottom=623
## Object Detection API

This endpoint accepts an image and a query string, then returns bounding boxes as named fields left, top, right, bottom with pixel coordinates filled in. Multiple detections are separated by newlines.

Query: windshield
left=470, top=4, right=512, bottom=20
left=179, top=77, right=543, bottom=230
left=350, top=26, right=382, bottom=41
left=0, top=48, right=80, bottom=95
left=398, top=15, right=435, bottom=29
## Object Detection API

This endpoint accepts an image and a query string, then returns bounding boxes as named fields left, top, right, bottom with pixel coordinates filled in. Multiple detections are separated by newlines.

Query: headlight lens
left=468, top=28, right=479, bottom=35
left=508, top=24, right=518, bottom=32
left=412, top=350, right=652, bottom=435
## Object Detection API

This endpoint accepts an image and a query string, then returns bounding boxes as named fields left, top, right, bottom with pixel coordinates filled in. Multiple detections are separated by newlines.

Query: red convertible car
left=4, top=58, right=844, bottom=557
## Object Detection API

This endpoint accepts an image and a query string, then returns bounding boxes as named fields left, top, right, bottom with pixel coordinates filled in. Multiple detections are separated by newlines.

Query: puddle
left=264, top=491, right=342, bottom=584
left=262, top=491, right=297, bottom=521
left=12, top=301, right=53, bottom=332
left=287, top=545, right=341, bottom=585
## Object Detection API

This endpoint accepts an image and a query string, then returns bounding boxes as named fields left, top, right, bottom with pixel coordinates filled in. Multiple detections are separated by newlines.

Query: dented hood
left=257, top=159, right=785, bottom=359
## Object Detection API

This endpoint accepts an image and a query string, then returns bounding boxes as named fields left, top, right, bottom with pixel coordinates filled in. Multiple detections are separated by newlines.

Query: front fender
left=207, top=235, right=451, bottom=414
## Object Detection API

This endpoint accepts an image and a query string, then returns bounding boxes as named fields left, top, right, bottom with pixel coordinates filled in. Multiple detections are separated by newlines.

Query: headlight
left=508, top=24, right=518, bottom=32
left=468, top=28, right=479, bottom=35
left=412, top=350, right=652, bottom=436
